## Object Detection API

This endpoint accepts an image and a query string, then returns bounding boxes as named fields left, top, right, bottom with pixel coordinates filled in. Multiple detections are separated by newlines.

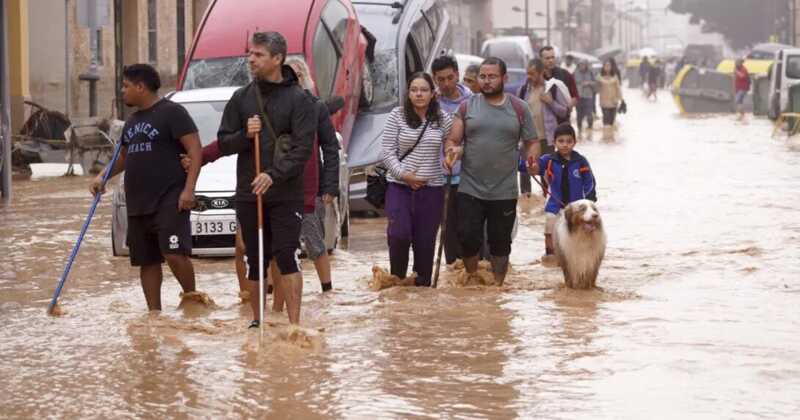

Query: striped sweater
left=381, top=107, right=453, bottom=187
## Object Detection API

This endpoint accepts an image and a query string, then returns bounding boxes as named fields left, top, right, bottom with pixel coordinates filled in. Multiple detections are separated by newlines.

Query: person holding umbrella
left=217, top=31, right=316, bottom=329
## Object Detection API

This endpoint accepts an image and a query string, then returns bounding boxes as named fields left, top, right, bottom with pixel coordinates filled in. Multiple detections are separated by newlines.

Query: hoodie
left=217, top=65, right=317, bottom=204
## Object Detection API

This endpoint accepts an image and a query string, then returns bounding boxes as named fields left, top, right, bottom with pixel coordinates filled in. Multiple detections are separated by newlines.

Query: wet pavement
left=1, top=91, right=799, bottom=419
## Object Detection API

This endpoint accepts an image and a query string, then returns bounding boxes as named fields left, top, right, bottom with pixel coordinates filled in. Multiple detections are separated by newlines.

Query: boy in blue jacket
left=526, top=123, right=596, bottom=264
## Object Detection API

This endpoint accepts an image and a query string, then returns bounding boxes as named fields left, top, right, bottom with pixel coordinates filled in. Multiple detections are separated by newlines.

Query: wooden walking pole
left=432, top=172, right=452, bottom=288
left=255, top=132, right=265, bottom=337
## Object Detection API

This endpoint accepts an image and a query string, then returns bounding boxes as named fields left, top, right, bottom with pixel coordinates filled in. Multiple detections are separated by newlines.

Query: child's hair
left=553, top=122, right=576, bottom=141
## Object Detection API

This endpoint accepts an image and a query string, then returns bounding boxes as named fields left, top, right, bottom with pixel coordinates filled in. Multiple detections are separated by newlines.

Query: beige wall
left=25, top=0, right=200, bottom=122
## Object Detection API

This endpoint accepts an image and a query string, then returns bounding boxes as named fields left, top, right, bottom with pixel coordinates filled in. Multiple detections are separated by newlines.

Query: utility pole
left=524, top=0, right=529, bottom=38
left=546, top=0, right=551, bottom=45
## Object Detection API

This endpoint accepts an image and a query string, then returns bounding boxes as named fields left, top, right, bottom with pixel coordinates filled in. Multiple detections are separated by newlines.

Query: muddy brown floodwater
left=2, top=91, right=799, bottom=419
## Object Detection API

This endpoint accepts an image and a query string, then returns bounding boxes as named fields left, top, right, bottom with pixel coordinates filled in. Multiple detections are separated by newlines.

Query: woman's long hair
left=601, top=59, right=618, bottom=78
left=403, top=72, right=441, bottom=129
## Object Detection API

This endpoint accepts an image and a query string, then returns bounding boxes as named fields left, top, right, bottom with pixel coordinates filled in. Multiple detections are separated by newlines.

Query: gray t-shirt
left=458, top=94, right=537, bottom=200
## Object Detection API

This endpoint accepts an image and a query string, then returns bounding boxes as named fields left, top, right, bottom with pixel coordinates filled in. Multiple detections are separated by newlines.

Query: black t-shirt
left=121, top=98, right=197, bottom=216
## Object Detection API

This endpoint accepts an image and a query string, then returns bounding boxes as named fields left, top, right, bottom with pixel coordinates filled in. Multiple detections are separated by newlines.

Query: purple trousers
left=385, top=182, right=445, bottom=286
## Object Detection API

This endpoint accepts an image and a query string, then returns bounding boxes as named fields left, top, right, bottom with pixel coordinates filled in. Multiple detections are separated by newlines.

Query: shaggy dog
left=553, top=199, right=606, bottom=289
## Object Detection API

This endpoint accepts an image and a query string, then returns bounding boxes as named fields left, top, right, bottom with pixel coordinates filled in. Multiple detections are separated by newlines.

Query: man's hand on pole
left=252, top=172, right=273, bottom=195
left=247, top=115, right=261, bottom=138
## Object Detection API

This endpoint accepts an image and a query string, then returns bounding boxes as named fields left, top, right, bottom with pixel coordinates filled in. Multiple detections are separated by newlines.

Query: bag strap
left=252, top=81, right=280, bottom=143
left=398, top=119, right=430, bottom=162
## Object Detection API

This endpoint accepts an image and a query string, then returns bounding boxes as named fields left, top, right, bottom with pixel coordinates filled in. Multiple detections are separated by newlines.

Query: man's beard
left=481, top=83, right=504, bottom=97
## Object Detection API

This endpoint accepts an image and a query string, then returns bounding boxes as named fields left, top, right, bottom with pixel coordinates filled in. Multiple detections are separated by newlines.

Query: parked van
left=347, top=0, right=452, bottom=211
left=177, top=0, right=369, bottom=241
left=480, top=36, right=534, bottom=93
left=767, top=48, right=800, bottom=120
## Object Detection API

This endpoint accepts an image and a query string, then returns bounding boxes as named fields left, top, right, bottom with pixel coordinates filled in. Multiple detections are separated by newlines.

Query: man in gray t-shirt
left=445, top=57, right=540, bottom=285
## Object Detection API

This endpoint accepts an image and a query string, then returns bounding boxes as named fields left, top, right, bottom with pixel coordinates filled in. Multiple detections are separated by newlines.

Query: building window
left=177, top=0, right=186, bottom=70
left=148, top=0, right=157, bottom=63
left=94, top=28, right=103, bottom=65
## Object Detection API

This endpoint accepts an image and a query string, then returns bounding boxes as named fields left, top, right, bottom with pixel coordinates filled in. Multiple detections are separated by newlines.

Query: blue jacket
left=535, top=151, right=597, bottom=214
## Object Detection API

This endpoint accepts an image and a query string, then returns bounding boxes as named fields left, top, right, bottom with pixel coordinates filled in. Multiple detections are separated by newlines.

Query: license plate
left=192, top=217, right=237, bottom=236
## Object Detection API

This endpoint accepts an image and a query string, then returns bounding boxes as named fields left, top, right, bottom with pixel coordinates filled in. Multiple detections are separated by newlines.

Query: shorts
left=456, top=193, right=517, bottom=258
left=545, top=212, right=558, bottom=235
left=237, top=199, right=304, bottom=280
left=127, top=191, right=191, bottom=266
left=735, top=90, right=747, bottom=105
left=300, top=197, right=326, bottom=260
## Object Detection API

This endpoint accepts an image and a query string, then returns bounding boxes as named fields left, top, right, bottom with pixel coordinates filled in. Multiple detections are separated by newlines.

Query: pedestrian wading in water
left=598, top=59, right=624, bottom=142
left=444, top=57, right=540, bottom=286
left=89, top=63, right=206, bottom=311
left=527, top=123, right=597, bottom=266
left=216, top=31, right=316, bottom=328
left=381, top=72, right=453, bottom=287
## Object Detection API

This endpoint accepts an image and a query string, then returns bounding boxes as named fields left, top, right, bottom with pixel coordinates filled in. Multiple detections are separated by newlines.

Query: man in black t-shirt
left=217, top=32, right=316, bottom=328
left=90, top=64, right=203, bottom=311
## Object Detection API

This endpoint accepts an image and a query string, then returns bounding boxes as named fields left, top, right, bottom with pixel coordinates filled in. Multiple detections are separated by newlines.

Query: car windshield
left=483, top=42, right=526, bottom=69
left=355, top=3, right=401, bottom=112
left=182, top=54, right=305, bottom=90
left=179, top=101, right=227, bottom=146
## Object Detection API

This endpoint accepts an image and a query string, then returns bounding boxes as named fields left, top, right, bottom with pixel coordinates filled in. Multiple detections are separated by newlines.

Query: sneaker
left=248, top=320, right=260, bottom=329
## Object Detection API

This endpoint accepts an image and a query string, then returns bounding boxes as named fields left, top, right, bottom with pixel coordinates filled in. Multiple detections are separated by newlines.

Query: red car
left=178, top=0, right=373, bottom=241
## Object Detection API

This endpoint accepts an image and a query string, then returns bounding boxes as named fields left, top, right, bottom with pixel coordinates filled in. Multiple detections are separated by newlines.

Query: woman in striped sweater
left=381, top=72, right=453, bottom=287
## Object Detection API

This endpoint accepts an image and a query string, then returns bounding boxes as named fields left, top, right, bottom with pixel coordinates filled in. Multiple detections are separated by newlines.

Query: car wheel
left=359, top=60, right=374, bottom=109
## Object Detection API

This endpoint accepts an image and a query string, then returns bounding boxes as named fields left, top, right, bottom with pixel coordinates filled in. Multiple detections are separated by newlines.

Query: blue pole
left=47, top=141, right=123, bottom=314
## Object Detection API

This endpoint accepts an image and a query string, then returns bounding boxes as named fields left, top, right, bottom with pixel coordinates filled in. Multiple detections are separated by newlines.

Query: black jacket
left=217, top=66, right=317, bottom=203
left=313, top=98, right=340, bottom=197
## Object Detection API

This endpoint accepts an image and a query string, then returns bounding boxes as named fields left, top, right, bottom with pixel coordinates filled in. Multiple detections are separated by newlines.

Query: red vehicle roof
left=191, top=0, right=315, bottom=59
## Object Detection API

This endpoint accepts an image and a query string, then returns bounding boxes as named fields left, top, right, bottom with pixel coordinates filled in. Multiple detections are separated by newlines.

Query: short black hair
left=480, top=57, right=507, bottom=75
left=539, top=45, right=555, bottom=57
left=464, top=64, right=480, bottom=75
left=252, top=31, right=288, bottom=65
left=122, top=64, right=161, bottom=91
left=432, top=55, right=458, bottom=75
left=554, top=122, right=576, bottom=141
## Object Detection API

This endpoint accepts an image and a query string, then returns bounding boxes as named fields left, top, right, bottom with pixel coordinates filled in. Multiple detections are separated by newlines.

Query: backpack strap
left=508, top=95, right=527, bottom=139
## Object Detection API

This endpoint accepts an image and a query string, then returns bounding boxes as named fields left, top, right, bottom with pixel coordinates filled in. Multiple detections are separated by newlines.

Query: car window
left=409, top=12, right=434, bottom=68
left=483, top=42, right=525, bottom=69
left=313, top=22, right=340, bottom=99
left=321, top=0, right=350, bottom=49
left=183, top=57, right=250, bottom=90
left=786, top=56, right=800, bottom=79
left=180, top=101, right=227, bottom=146
left=355, top=4, right=401, bottom=111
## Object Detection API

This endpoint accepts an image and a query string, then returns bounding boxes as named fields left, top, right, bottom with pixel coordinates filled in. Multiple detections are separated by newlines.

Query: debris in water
left=369, top=266, right=416, bottom=291
left=47, top=303, right=65, bottom=317
left=178, top=291, right=218, bottom=308
left=448, top=260, right=499, bottom=287
left=278, top=324, right=320, bottom=349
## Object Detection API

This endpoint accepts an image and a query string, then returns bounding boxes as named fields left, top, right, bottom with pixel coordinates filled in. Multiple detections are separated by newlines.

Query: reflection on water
left=1, top=92, right=799, bottom=418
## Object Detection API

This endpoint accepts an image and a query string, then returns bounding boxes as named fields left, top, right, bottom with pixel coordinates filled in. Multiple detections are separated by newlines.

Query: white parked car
left=111, top=87, right=346, bottom=256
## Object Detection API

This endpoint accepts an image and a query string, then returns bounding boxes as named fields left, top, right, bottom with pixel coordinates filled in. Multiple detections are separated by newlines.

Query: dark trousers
left=602, top=107, right=617, bottom=126
left=444, top=183, right=461, bottom=264
left=576, top=97, right=594, bottom=131
left=385, top=183, right=445, bottom=286
left=457, top=193, right=517, bottom=258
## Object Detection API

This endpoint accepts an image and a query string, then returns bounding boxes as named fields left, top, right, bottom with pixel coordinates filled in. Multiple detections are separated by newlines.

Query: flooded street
left=2, top=91, right=799, bottom=419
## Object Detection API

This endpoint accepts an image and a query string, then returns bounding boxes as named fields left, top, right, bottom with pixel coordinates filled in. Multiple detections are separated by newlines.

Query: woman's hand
left=402, top=171, right=427, bottom=190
